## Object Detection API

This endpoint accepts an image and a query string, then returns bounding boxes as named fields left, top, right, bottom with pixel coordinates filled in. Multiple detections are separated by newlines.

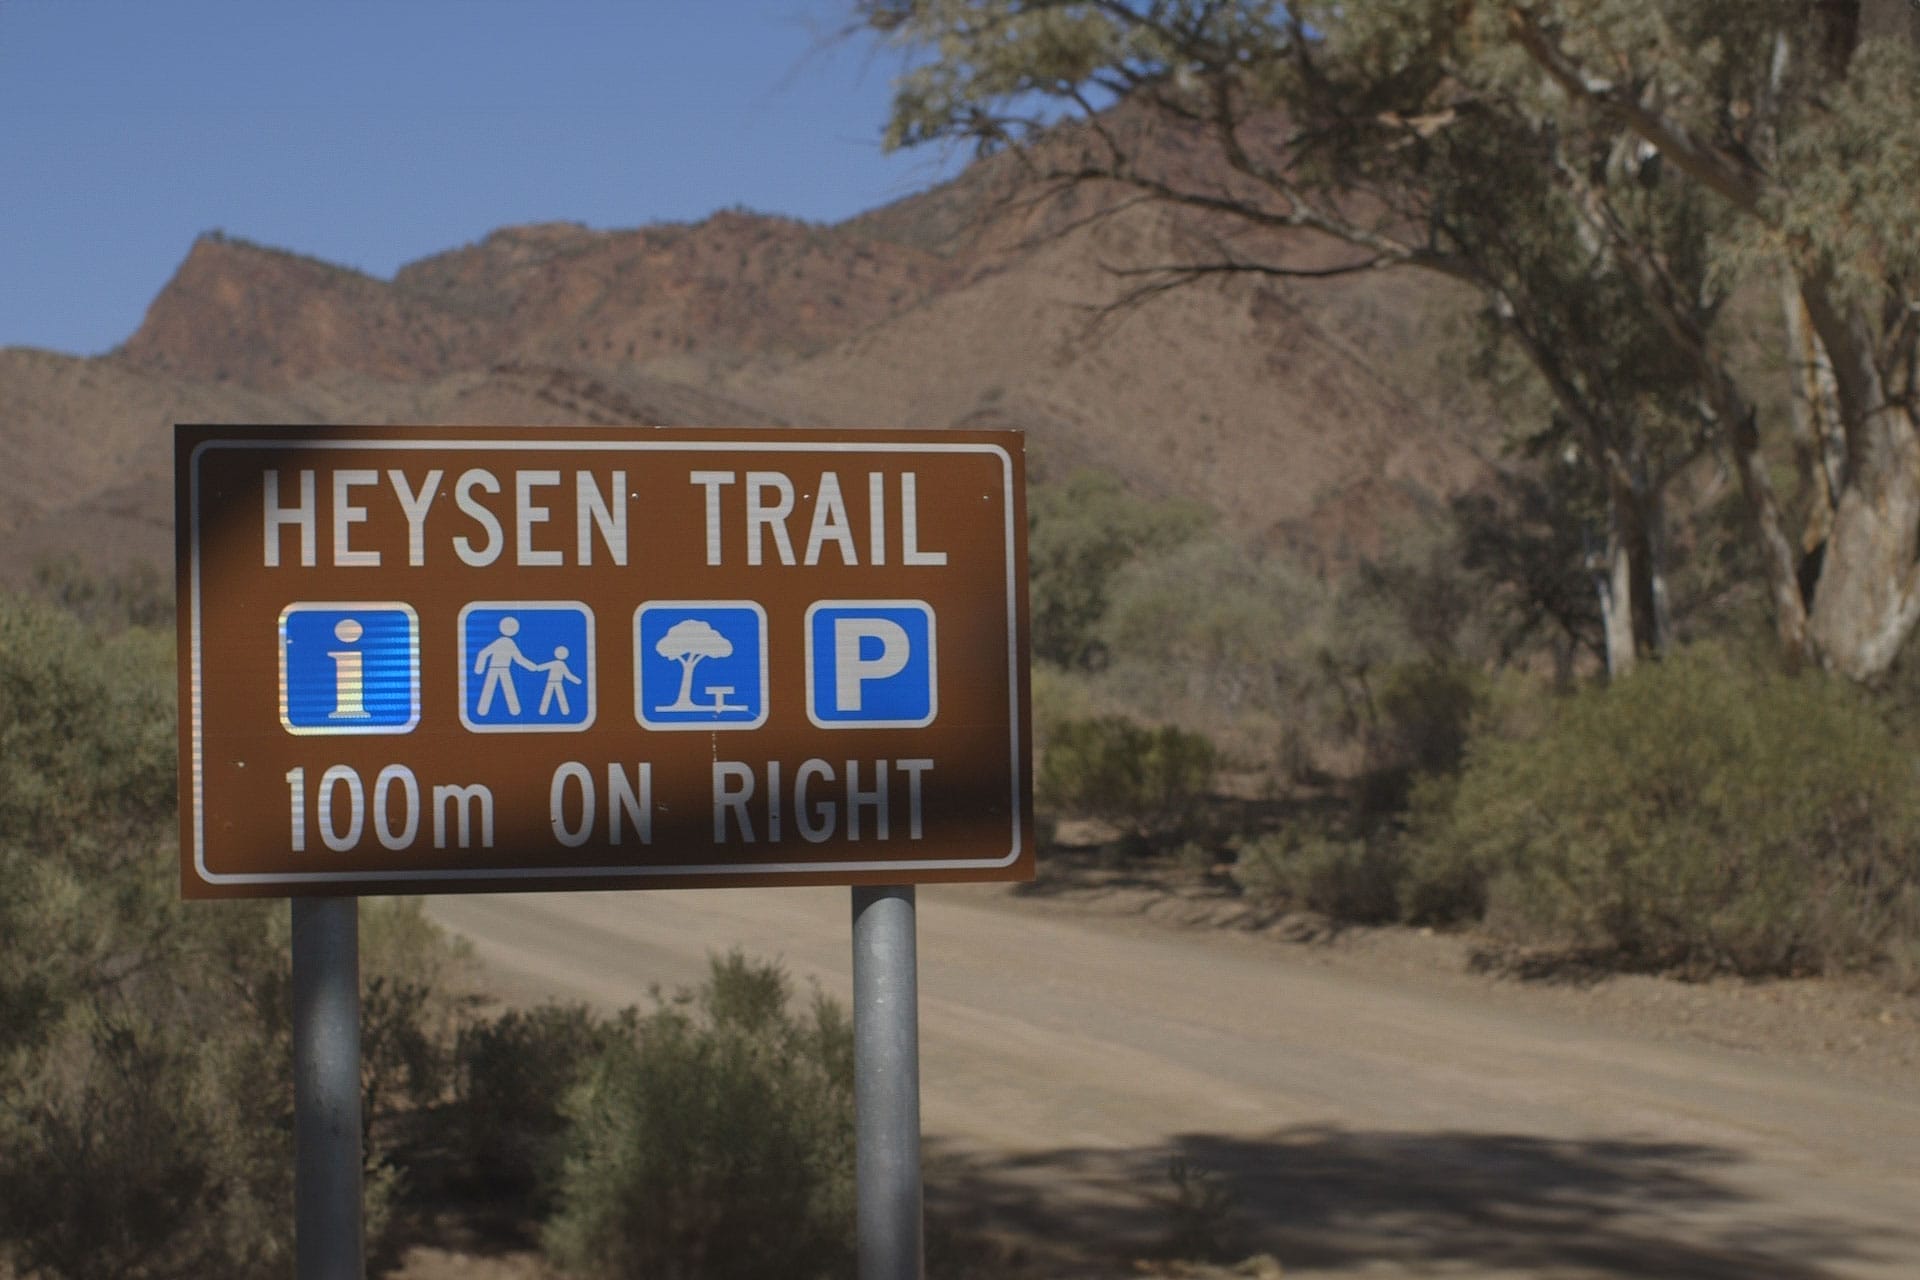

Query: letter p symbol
left=807, top=601, right=937, bottom=728
left=835, top=617, right=909, bottom=712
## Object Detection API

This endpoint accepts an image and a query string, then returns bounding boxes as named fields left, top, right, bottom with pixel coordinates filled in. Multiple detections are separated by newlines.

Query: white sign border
left=186, top=435, right=1025, bottom=889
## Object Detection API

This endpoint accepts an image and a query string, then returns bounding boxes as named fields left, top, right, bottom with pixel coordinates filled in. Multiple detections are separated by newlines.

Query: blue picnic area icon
left=279, top=602, right=420, bottom=734
left=634, top=602, right=767, bottom=730
left=459, top=602, right=595, bottom=732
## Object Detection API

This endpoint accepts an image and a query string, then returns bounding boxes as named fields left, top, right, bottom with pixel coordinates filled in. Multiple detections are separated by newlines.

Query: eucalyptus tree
left=862, top=0, right=1920, bottom=678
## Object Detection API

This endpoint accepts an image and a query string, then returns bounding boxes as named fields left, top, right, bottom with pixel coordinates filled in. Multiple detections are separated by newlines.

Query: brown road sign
left=176, top=425, right=1032, bottom=898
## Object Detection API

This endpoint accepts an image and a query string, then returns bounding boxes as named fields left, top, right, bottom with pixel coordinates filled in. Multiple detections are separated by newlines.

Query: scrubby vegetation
left=1422, top=654, right=1920, bottom=977
left=542, top=954, right=856, bottom=1280
left=1025, top=465, right=1920, bottom=988
left=0, top=592, right=295, bottom=1279
left=446, top=1000, right=637, bottom=1212
left=1038, top=714, right=1217, bottom=838
left=0, top=582, right=863, bottom=1278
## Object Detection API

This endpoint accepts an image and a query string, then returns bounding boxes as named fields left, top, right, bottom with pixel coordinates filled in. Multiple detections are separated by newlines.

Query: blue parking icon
left=459, top=602, right=595, bottom=733
left=635, top=602, right=767, bottom=730
left=279, top=603, right=419, bottom=735
left=806, top=600, right=937, bottom=729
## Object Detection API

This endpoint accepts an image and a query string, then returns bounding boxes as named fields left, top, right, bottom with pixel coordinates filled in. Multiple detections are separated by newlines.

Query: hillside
left=0, top=142, right=1496, bottom=584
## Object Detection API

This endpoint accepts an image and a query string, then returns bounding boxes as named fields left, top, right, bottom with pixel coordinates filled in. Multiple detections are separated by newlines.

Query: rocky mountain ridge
left=0, top=142, right=1496, bottom=583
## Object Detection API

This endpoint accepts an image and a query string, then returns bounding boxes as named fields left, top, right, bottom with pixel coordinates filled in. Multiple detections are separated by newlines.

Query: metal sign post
left=853, top=885, right=925, bottom=1280
left=290, top=896, right=364, bottom=1280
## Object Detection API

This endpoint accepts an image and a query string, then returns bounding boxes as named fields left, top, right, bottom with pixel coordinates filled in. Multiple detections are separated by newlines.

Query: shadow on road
left=926, top=1125, right=1911, bottom=1278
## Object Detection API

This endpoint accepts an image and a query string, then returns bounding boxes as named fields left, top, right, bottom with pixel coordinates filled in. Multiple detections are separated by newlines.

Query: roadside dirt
left=402, top=857, right=1920, bottom=1279
left=1011, top=851, right=1920, bottom=1092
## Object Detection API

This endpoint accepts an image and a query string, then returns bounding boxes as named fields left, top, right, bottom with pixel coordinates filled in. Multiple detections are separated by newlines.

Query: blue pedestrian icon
left=635, top=602, right=767, bottom=730
left=279, top=602, right=420, bottom=735
left=459, top=602, right=595, bottom=733
left=806, top=600, right=937, bottom=729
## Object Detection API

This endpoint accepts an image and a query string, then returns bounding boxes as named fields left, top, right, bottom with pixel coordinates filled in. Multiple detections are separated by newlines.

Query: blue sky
left=0, top=1, right=960, bottom=356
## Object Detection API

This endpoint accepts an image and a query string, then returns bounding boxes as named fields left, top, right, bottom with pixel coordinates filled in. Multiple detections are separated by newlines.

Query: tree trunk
left=1797, top=280, right=1920, bottom=679
left=1645, top=481, right=1674, bottom=655
left=1619, top=460, right=1672, bottom=658
left=1780, top=283, right=1846, bottom=552
left=1806, top=402, right=1920, bottom=679
left=1593, top=460, right=1675, bottom=677
left=1594, top=484, right=1638, bottom=679
left=1725, top=402, right=1815, bottom=668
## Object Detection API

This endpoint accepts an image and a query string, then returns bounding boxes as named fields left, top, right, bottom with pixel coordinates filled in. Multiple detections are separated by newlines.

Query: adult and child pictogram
left=459, top=602, right=596, bottom=731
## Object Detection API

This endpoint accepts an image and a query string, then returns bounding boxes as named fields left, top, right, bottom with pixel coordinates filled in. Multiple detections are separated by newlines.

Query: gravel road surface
left=427, top=884, right=1920, bottom=1279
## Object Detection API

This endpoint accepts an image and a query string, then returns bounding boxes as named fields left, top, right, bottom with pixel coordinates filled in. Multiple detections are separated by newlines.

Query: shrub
left=0, top=593, right=472, bottom=1276
left=543, top=953, right=856, bottom=1280
left=1100, top=539, right=1329, bottom=719
left=1158, top=1157, right=1240, bottom=1263
left=0, top=1010, right=291, bottom=1280
left=1231, top=829, right=1405, bottom=924
left=1347, top=659, right=1489, bottom=819
left=28, top=556, right=174, bottom=631
left=450, top=1002, right=636, bottom=1208
left=359, top=897, right=476, bottom=1164
left=1037, top=715, right=1217, bottom=835
left=1396, top=776, right=1490, bottom=926
left=1028, top=470, right=1212, bottom=669
left=1426, top=652, right=1920, bottom=975
left=1372, top=660, right=1485, bottom=778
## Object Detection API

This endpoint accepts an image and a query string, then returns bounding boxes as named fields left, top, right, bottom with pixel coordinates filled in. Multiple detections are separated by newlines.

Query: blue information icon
left=806, top=600, right=937, bottom=729
left=279, top=603, right=420, bottom=735
left=635, top=602, right=768, bottom=730
left=459, top=602, right=596, bottom=733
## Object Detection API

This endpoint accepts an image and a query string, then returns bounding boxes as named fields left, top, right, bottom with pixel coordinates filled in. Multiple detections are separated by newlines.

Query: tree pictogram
left=655, top=618, right=734, bottom=711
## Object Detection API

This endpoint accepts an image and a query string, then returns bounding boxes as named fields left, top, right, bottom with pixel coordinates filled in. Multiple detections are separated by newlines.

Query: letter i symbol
left=328, top=618, right=370, bottom=719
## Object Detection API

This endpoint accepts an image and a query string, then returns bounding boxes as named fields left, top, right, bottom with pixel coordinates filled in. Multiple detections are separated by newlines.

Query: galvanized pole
left=852, top=885, right=925, bottom=1280
left=291, top=895, right=365, bottom=1280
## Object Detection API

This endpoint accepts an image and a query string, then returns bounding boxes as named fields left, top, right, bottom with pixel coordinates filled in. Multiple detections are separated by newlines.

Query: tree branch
left=1104, top=256, right=1404, bottom=283
left=1505, top=6, right=1773, bottom=212
left=1543, top=142, right=1812, bottom=653
left=1799, top=267, right=1892, bottom=434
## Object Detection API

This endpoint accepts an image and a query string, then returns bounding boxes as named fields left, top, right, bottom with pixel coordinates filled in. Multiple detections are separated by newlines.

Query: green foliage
left=1231, top=828, right=1405, bottom=924
left=0, top=593, right=180, bottom=1060
left=1371, top=660, right=1483, bottom=779
left=0, top=591, right=474, bottom=1277
left=867, top=2, right=1920, bottom=679
left=1037, top=714, right=1217, bottom=834
left=1426, top=653, right=1920, bottom=975
left=1100, top=537, right=1330, bottom=729
left=1356, top=659, right=1488, bottom=817
left=359, top=897, right=476, bottom=1154
left=1395, top=776, right=1492, bottom=927
left=450, top=1002, right=636, bottom=1209
left=0, top=593, right=294, bottom=1279
left=0, top=1008, right=292, bottom=1280
left=1450, top=470, right=1604, bottom=676
left=543, top=953, right=856, bottom=1280
left=28, top=555, right=175, bottom=632
left=1028, top=470, right=1211, bottom=669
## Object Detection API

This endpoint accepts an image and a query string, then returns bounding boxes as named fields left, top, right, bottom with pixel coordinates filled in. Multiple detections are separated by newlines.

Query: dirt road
left=427, top=884, right=1920, bottom=1278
